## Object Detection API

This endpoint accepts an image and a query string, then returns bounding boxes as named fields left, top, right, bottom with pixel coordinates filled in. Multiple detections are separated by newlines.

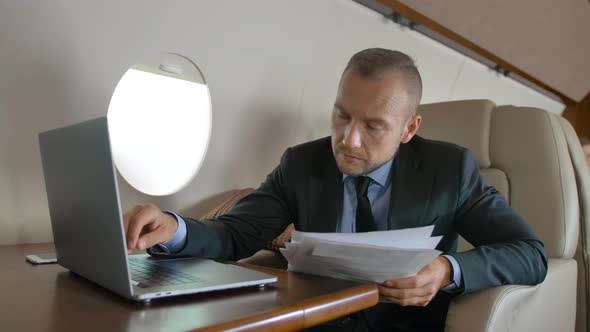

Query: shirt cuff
left=441, top=255, right=463, bottom=291
left=156, top=211, right=187, bottom=254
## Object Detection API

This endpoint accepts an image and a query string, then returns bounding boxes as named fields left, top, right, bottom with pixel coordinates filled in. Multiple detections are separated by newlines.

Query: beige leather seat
left=568, top=134, right=590, bottom=332
left=239, top=99, right=583, bottom=331
left=419, top=100, right=579, bottom=331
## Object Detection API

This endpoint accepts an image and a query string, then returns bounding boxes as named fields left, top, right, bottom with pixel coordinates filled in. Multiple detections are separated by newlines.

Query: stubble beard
left=332, top=143, right=400, bottom=176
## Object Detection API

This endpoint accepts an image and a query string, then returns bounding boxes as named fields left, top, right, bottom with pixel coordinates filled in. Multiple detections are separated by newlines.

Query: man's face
left=331, top=69, right=421, bottom=176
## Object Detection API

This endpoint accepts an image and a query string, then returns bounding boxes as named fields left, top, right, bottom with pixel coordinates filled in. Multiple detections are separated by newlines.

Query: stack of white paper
left=280, top=225, right=442, bottom=284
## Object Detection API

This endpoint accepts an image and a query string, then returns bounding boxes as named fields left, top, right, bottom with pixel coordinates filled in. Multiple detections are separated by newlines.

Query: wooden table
left=1, top=243, right=379, bottom=331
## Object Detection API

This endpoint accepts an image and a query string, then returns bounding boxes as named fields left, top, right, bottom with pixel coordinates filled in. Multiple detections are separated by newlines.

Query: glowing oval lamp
left=107, top=53, right=211, bottom=196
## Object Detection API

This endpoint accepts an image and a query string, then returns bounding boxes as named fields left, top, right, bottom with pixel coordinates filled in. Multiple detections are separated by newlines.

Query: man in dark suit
left=123, top=48, right=547, bottom=331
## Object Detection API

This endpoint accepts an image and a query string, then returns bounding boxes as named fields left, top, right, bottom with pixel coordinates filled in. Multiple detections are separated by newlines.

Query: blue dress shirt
left=157, top=211, right=187, bottom=254
left=340, top=160, right=393, bottom=233
left=162, top=159, right=462, bottom=289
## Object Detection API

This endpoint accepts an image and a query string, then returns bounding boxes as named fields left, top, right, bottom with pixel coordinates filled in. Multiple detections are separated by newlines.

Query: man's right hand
left=123, top=204, right=178, bottom=251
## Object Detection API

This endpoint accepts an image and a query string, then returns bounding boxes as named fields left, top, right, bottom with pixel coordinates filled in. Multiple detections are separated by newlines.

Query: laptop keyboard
left=128, top=257, right=204, bottom=288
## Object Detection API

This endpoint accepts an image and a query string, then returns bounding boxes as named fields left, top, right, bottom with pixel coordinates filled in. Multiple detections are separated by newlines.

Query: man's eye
left=337, top=112, right=349, bottom=120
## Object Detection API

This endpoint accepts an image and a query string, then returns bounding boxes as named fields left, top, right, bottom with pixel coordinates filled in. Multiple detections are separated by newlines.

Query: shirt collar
left=342, top=158, right=393, bottom=187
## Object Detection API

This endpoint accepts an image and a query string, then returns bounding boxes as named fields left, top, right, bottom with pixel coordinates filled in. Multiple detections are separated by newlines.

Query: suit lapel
left=388, top=139, right=434, bottom=230
left=307, top=146, right=342, bottom=232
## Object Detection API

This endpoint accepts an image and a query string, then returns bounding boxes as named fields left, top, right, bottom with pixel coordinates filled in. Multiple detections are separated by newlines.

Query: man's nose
left=343, top=122, right=362, bottom=148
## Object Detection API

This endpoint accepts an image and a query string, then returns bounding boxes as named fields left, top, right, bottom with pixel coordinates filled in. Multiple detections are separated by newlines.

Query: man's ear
left=400, top=114, right=422, bottom=144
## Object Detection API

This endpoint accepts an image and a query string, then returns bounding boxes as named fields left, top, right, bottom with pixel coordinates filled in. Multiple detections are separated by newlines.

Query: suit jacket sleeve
left=165, top=149, right=294, bottom=260
left=450, top=150, right=548, bottom=293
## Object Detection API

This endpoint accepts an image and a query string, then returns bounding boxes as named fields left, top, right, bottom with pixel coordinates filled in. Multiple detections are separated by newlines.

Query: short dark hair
left=580, top=137, right=590, bottom=146
left=344, top=48, right=423, bottom=113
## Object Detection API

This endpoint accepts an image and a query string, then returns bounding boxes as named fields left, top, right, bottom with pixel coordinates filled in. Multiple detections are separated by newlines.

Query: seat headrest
left=418, top=99, right=495, bottom=168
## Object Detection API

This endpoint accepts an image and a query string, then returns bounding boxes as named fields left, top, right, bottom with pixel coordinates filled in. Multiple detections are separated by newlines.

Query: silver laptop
left=38, top=117, right=277, bottom=302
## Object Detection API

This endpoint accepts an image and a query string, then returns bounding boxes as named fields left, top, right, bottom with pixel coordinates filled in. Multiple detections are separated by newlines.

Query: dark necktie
left=355, top=176, right=376, bottom=232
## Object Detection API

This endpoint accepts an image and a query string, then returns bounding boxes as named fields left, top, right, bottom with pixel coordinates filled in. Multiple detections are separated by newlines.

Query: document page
left=280, top=226, right=442, bottom=284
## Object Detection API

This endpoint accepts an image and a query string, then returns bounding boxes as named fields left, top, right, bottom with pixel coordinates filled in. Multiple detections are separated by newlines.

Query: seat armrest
left=240, top=253, right=576, bottom=331
left=445, top=259, right=576, bottom=332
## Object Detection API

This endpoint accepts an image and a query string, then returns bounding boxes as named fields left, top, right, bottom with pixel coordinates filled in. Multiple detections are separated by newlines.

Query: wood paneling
left=375, top=0, right=579, bottom=106
left=387, top=0, right=590, bottom=102
left=563, top=93, right=590, bottom=138
left=371, top=0, right=590, bottom=136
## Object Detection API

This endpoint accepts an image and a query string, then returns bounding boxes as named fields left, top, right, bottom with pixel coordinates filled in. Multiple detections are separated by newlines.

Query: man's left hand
left=379, top=256, right=453, bottom=307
